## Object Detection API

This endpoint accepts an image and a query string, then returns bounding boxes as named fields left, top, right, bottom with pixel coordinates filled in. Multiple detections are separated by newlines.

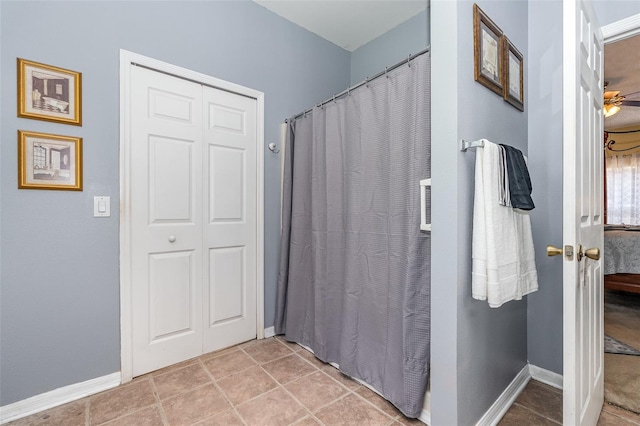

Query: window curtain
left=275, top=53, right=431, bottom=418
left=606, top=153, right=640, bottom=225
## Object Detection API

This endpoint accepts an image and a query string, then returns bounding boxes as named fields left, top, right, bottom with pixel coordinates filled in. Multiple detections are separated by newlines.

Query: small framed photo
left=473, top=4, right=504, bottom=96
left=503, top=37, right=524, bottom=111
left=17, top=58, right=82, bottom=126
left=18, top=130, right=83, bottom=191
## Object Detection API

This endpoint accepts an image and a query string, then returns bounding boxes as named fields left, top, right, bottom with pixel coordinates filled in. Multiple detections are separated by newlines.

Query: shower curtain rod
left=286, top=46, right=431, bottom=122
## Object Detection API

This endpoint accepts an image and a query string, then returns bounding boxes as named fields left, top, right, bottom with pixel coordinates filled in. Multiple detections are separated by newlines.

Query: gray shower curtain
left=275, top=53, right=431, bottom=418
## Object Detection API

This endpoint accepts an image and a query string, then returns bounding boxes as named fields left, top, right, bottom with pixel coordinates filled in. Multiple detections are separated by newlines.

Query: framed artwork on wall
left=18, top=130, right=83, bottom=191
left=17, top=58, right=82, bottom=126
left=503, top=37, right=525, bottom=111
left=473, top=4, right=504, bottom=96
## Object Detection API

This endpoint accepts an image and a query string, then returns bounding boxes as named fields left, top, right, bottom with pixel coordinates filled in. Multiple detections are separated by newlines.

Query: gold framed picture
left=18, top=130, right=83, bottom=191
left=17, top=58, right=82, bottom=126
left=473, top=4, right=504, bottom=96
left=503, top=37, right=524, bottom=111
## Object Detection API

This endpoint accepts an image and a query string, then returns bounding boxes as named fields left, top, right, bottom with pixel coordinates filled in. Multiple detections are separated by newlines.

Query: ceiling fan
left=604, top=81, right=640, bottom=118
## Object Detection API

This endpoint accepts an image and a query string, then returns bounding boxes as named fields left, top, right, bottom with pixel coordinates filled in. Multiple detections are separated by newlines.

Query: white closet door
left=130, top=66, right=204, bottom=376
left=202, top=86, right=258, bottom=353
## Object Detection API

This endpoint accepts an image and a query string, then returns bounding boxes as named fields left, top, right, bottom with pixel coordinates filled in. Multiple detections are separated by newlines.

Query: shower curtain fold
left=275, top=53, right=431, bottom=418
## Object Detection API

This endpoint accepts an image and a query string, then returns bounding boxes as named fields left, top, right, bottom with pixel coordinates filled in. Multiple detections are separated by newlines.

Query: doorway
left=602, top=17, right=640, bottom=416
left=119, top=51, right=265, bottom=382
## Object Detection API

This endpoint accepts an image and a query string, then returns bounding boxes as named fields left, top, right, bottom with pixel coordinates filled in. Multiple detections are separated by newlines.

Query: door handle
left=585, top=247, right=600, bottom=260
left=546, top=245, right=563, bottom=256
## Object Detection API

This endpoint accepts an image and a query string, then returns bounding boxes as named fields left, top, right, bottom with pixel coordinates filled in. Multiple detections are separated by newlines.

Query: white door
left=130, top=65, right=257, bottom=377
left=562, top=0, right=604, bottom=424
left=202, top=87, right=258, bottom=353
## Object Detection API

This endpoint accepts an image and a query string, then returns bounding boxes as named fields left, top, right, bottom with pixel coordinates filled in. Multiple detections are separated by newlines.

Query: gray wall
left=0, top=0, right=350, bottom=406
left=350, top=8, right=430, bottom=85
left=526, top=0, right=564, bottom=375
left=431, top=0, right=529, bottom=424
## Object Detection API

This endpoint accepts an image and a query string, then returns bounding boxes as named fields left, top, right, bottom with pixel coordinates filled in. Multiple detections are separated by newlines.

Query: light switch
left=94, top=196, right=111, bottom=217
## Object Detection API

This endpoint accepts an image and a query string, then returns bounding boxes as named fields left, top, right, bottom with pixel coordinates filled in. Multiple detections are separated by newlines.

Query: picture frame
left=18, top=130, right=83, bottom=191
left=473, top=4, right=504, bottom=96
left=17, top=58, right=82, bottom=126
left=503, top=37, right=524, bottom=111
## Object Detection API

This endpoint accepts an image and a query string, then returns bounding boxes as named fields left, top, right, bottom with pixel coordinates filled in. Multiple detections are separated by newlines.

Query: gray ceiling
left=604, top=34, right=640, bottom=130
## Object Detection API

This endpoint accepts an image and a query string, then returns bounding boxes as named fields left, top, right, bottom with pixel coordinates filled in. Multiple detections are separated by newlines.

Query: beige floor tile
left=514, top=380, right=563, bottom=423
left=276, top=336, right=304, bottom=352
left=285, top=371, right=348, bottom=412
left=153, top=363, right=212, bottom=400
left=99, top=405, right=164, bottom=426
left=236, top=387, right=308, bottom=426
left=161, top=383, right=229, bottom=426
left=6, top=400, right=86, bottom=426
left=356, top=386, right=402, bottom=418
left=395, top=415, right=426, bottom=425
left=263, top=354, right=317, bottom=384
left=195, top=409, right=244, bottom=425
left=217, top=365, right=278, bottom=405
left=202, top=350, right=256, bottom=380
left=498, top=403, right=560, bottom=425
left=314, top=393, right=393, bottom=426
left=200, top=346, right=241, bottom=360
left=296, top=348, right=328, bottom=369
left=321, top=365, right=361, bottom=391
left=243, top=338, right=294, bottom=364
left=147, top=357, right=199, bottom=378
left=293, top=416, right=322, bottom=425
left=90, top=379, right=156, bottom=425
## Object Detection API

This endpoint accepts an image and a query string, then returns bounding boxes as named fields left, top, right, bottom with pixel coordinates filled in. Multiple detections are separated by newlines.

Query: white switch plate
left=94, top=196, right=111, bottom=217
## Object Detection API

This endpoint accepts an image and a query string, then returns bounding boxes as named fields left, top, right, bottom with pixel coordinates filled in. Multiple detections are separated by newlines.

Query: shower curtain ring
left=408, top=54, right=412, bottom=67
left=385, top=67, right=389, bottom=78
left=333, top=94, right=336, bottom=103
left=347, top=87, right=350, bottom=97
left=366, top=77, right=369, bottom=88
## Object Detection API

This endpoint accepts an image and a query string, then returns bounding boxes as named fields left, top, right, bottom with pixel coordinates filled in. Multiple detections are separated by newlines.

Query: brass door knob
left=585, top=247, right=600, bottom=260
left=546, top=245, right=563, bottom=256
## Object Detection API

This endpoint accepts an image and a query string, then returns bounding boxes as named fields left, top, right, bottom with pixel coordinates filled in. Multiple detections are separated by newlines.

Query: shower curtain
left=275, top=53, right=431, bottom=418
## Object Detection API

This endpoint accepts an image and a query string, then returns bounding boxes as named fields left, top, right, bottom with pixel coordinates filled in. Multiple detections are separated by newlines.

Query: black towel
left=500, top=144, right=535, bottom=210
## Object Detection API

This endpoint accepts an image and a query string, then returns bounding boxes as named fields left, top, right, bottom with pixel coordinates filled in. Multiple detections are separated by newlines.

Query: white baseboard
left=475, top=363, right=563, bottom=426
left=475, top=365, right=530, bottom=426
left=528, top=364, right=563, bottom=390
left=0, top=372, right=121, bottom=425
left=263, top=326, right=275, bottom=338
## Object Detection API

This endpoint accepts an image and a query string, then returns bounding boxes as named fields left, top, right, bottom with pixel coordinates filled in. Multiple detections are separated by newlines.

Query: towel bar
left=460, top=139, right=486, bottom=152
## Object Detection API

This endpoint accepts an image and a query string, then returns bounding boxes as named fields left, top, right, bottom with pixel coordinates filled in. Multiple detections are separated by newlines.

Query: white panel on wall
left=149, top=251, right=194, bottom=341
left=149, top=136, right=193, bottom=223
left=209, top=246, right=245, bottom=325
left=209, top=146, right=244, bottom=222
left=149, top=89, right=194, bottom=123
left=209, top=104, right=245, bottom=134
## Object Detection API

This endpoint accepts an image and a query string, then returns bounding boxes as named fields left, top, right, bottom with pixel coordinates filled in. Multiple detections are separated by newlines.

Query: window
left=606, top=153, right=640, bottom=225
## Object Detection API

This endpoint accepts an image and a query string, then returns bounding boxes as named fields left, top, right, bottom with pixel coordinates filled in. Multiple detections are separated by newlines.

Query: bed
left=604, top=227, right=640, bottom=294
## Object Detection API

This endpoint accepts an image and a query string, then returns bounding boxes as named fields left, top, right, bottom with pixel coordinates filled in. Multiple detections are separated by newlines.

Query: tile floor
left=6, top=337, right=423, bottom=426
left=8, top=336, right=640, bottom=425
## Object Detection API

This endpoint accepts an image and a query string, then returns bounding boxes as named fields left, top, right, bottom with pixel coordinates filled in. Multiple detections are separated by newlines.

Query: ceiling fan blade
left=604, top=90, right=620, bottom=99
left=621, top=90, right=640, bottom=99
left=621, top=100, right=640, bottom=107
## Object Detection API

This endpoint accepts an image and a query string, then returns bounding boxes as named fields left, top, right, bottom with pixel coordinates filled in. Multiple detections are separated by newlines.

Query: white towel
left=472, top=141, right=538, bottom=307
